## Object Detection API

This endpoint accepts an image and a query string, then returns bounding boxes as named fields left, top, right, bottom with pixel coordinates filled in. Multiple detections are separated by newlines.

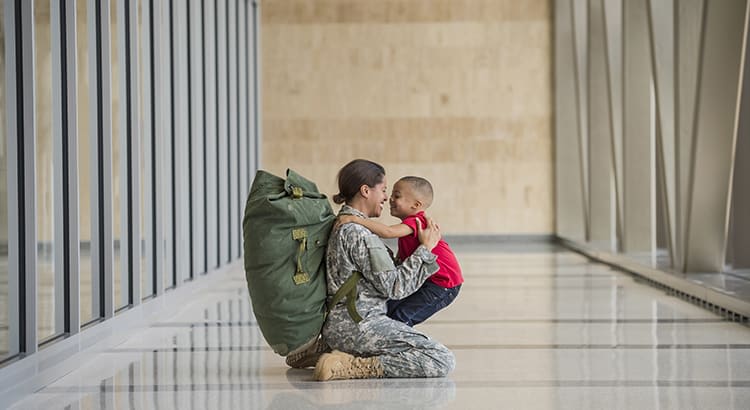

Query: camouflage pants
left=322, top=311, right=455, bottom=378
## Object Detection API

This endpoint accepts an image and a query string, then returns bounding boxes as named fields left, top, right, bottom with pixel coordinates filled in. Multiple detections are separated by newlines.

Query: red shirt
left=397, top=211, right=464, bottom=288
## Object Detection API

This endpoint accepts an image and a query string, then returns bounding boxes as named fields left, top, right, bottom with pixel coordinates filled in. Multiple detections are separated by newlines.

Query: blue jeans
left=387, top=281, right=461, bottom=326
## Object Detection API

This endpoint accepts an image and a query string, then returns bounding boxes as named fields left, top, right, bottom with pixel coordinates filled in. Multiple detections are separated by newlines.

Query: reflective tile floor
left=10, top=242, right=750, bottom=409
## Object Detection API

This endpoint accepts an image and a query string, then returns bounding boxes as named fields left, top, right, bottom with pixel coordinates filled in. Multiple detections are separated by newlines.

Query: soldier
left=336, top=175, right=464, bottom=327
left=313, top=159, right=455, bottom=381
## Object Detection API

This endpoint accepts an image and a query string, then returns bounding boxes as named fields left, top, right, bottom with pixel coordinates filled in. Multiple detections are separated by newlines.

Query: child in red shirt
left=338, top=176, right=463, bottom=326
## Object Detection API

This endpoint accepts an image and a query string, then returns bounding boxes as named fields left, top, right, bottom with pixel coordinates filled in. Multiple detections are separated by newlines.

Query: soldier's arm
left=342, top=218, right=441, bottom=299
left=345, top=236, right=438, bottom=300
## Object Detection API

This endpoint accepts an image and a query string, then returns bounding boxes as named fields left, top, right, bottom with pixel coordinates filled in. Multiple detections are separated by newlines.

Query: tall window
left=110, top=0, right=128, bottom=310
left=77, top=0, right=97, bottom=324
left=35, top=0, right=59, bottom=343
left=0, top=0, right=9, bottom=360
left=138, top=0, right=152, bottom=299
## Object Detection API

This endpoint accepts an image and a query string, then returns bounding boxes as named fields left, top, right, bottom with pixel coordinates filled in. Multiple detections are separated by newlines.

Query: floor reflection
left=267, top=370, right=456, bottom=410
left=7, top=242, right=750, bottom=409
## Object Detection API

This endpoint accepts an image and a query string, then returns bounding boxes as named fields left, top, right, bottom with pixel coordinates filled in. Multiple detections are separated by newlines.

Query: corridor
left=11, top=241, right=750, bottom=409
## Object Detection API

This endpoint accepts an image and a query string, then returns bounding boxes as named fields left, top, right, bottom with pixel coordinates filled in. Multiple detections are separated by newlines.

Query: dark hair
left=333, top=159, right=386, bottom=204
left=398, top=176, right=434, bottom=208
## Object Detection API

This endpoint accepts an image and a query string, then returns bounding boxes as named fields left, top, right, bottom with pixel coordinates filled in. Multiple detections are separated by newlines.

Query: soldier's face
left=365, top=179, right=389, bottom=218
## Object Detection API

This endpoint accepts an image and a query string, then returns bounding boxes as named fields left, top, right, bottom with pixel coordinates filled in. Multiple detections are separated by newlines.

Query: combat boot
left=313, top=350, right=385, bottom=381
left=285, top=337, right=330, bottom=369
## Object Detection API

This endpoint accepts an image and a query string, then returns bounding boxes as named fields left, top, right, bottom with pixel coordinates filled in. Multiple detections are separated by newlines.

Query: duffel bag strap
left=292, top=228, right=310, bottom=284
left=327, top=271, right=363, bottom=323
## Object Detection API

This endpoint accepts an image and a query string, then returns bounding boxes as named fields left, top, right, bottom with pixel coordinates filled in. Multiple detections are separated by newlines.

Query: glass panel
left=0, top=0, right=9, bottom=360
left=111, top=0, right=127, bottom=309
left=175, top=0, right=189, bottom=283
left=205, top=0, right=218, bottom=271
left=163, top=1, right=174, bottom=290
left=217, top=0, right=228, bottom=265
left=138, top=0, right=151, bottom=299
left=35, top=0, right=57, bottom=342
left=189, top=0, right=205, bottom=277
left=77, top=0, right=96, bottom=324
left=163, top=133, right=173, bottom=291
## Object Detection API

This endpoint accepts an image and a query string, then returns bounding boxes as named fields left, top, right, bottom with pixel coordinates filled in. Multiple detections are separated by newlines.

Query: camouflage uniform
left=321, top=205, right=455, bottom=378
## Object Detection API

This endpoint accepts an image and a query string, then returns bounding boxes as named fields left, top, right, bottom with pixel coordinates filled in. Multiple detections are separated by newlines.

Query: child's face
left=389, top=181, right=420, bottom=219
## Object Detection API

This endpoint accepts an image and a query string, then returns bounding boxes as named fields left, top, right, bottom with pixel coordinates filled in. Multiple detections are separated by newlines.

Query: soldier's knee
left=432, top=348, right=455, bottom=377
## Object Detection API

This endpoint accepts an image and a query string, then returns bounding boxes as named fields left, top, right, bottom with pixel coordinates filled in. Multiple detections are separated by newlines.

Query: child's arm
left=337, top=215, right=413, bottom=239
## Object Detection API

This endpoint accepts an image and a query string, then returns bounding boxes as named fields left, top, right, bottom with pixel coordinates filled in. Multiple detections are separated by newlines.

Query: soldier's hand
left=416, top=216, right=441, bottom=251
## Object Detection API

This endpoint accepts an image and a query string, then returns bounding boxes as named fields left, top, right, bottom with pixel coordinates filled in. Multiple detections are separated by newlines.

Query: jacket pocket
left=363, top=235, right=396, bottom=273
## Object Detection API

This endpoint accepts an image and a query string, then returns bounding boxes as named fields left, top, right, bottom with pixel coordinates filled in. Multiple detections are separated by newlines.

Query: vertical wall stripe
left=127, top=0, right=141, bottom=305
left=204, top=0, right=218, bottom=270
left=685, top=0, right=748, bottom=271
left=237, top=0, right=248, bottom=254
left=98, top=0, right=114, bottom=318
left=252, top=0, right=260, bottom=170
left=726, top=2, right=750, bottom=269
left=86, top=0, right=101, bottom=317
left=675, top=0, right=705, bottom=272
left=215, top=0, right=221, bottom=266
left=116, top=0, right=132, bottom=309
left=602, top=0, right=624, bottom=251
left=588, top=0, right=614, bottom=248
left=20, top=0, right=36, bottom=351
left=187, top=0, right=195, bottom=278
left=168, top=0, right=177, bottom=286
left=62, top=0, right=81, bottom=334
left=189, top=0, right=207, bottom=277
left=732, top=8, right=750, bottom=269
left=4, top=0, right=30, bottom=356
left=152, top=0, right=165, bottom=295
left=224, top=0, right=232, bottom=262
left=555, top=0, right=586, bottom=241
left=646, top=0, right=677, bottom=267
left=228, top=0, right=238, bottom=261
left=201, top=0, right=209, bottom=274
left=622, top=0, right=654, bottom=254
left=557, top=0, right=750, bottom=277
left=52, top=0, right=67, bottom=336
left=570, top=0, right=590, bottom=239
left=93, top=0, right=104, bottom=316
left=146, top=0, right=158, bottom=297
left=218, top=0, right=229, bottom=264
left=244, top=0, right=251, bottom=187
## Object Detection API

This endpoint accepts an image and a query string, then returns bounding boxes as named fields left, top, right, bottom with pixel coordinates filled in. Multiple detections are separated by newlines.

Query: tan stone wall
left=261, top=0, right=554, bottom=234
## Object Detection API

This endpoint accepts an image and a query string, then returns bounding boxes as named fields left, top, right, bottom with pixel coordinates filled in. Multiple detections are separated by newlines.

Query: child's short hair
left=399, top=176, right=434, bottom=208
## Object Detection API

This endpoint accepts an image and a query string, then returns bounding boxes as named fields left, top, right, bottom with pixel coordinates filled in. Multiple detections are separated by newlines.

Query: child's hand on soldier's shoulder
left=334, top=215, right=359, bottom=229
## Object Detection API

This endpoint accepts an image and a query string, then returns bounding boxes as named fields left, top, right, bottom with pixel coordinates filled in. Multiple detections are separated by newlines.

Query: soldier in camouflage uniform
left=312, top=159, right=455, bottom=381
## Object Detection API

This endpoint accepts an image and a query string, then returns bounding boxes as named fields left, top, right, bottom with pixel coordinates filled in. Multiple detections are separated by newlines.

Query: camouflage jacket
left=324, top=205, right=440, bottom=323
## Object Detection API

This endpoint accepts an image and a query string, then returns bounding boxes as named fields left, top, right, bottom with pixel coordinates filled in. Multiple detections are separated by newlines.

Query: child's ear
left=412, top=200, right=423, bottom=210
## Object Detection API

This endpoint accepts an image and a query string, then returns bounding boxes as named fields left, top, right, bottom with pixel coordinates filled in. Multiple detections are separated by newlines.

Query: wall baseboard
left=0, top=261, right=242, bottom=410
left=556, top=236, right=750, bottom=322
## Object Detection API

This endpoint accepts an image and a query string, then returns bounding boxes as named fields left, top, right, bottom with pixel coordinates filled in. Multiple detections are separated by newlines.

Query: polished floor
left=9, top=242, right=750, bottom=409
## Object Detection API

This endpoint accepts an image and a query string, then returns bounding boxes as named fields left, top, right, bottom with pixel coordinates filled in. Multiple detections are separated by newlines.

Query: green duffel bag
left=242, top=169, right=335, bottom=356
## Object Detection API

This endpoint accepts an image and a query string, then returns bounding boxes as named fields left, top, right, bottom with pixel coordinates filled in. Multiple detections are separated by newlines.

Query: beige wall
left=261, top=0, right=554, bottom=234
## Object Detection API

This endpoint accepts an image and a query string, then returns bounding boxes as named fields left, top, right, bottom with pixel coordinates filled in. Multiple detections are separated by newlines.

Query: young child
left=337, top=176, right=463, bottom=326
